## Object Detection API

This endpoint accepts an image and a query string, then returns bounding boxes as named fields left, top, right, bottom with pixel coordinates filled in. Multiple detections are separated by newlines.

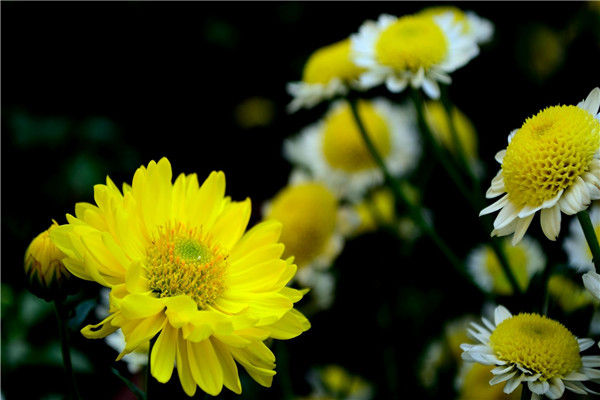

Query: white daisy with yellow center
left=466, top=236, right=545, bottom=295
left=351, top=12, right=479, bottom=99
left=284, top=98, right=420, bottom=202
left=287, top=38, right=366, bottom=113
left=564, top=202, right=600, bottom=272
left=262, top=177, right=344, bottom=310
left=461, top=305, right=600, bottom=399
left=480, top=88, right=600, bottom=245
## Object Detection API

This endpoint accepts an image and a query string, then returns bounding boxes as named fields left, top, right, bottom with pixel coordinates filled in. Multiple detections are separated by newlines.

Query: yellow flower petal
left=229, top=220, right=282, bottom=262
left=151, top=322, right=177, bottom=383
left=176, top=329, right=197, bottom=397
left=212, top=338, right=242, bottom=394
left=120, top=293, right=165, bottom=320
left=266, top=308, right=311, bottom=340
left=187, top=339, right=224, bottom=396
left=210, top=199, right=251, bottom=252
left=81, top=313, right=119, bottom=339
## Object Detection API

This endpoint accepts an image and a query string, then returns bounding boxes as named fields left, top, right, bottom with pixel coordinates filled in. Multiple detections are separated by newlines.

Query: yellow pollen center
left=375, top=15, right=448, bottom=71
left=322, top=101, right=392, bottom=172
left=490, top=313, right=582, bottom=380
left=502, top=105, right=600, bottom=208
left=267, top=183, right=337, bottom=267
left=303, top=38, right=364, bottom=85
left=146, top=223, right=227, bottom=309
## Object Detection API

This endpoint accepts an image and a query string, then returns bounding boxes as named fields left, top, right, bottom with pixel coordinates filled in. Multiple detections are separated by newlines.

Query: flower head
left=284, top=98, right=420, bottom=202
left=287, top=38, right=365, bottom=113
left=263, top=180, right=343, bottom=309
left=466, top=236, right=545, bottom=295
left=351, top=12, right=479, bottom=98
left=461, top=305, right=600, bottom=399
left=480, top=88, right=600, bottom=245
left=24, top=220, right=77, bottom=301
left=50, top=158, right=310, bottom=396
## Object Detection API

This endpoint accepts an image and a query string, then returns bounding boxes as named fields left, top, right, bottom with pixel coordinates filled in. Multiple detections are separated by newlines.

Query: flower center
left=303, top=38, right=364, bottom=85
left=267, top=183, right=337, bottom=267
left=322, top=101, right=392, bottom=172
left=502, top=105, right=600, bottom=208
left=146, top=222, right=227, bottom=309
left=375, top=15, right=448, bottom=71
left=490, top=313, right=582, bottom=380
left=483, top=243, right=529, bottom=295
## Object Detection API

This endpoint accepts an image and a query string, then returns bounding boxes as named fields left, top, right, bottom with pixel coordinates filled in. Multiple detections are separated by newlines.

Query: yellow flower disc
left=146, top=222, right=227, bottom=309
left=490, top=313, right=582, bottom=380
left=322, top=101, right=391, bottom=172
left=303, top=38, right=364, bottom=85
left=267, top=183, right=337, bottom=267
left=375, top=15, right=448, bottom=72
left=483, top=243, right=529, bottom=295
left=502, top=105, right=600, bottom=208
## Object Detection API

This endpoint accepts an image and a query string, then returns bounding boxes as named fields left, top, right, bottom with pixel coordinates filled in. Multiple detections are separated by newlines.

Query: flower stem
left=520, top=383, right=531, bottom=400
left=411, top=88, right=523, bottom=296
left=577, top=210, right=600, bottom=271
left=54, top=300, right=82, bottom=400
left=347, top=95, right=472, bottom=288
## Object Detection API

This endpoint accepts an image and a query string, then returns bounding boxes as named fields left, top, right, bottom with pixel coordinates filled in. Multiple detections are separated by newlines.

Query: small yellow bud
left=24, top=220, right=77, bottom=301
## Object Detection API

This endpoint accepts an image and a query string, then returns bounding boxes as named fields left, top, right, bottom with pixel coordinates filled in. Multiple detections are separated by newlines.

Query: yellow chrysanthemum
left=50, top=158, right=310, bottom=396
left=24, top=220, right=77, bottom=301
left=351, top=12, right=479, bottom=98
left=480, top=88, right=600, bottom=245
left=461, top=305, right=600, bottom=399
left=287, top=38, right=366, bottom=113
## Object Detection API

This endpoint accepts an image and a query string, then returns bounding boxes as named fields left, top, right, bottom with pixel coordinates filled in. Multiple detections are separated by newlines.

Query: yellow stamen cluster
left=490, top=313, right=582, bottom=380
left=146, top=222, right=227, bottom=309
left=502, top=105, right=600, bottom=208
left=302, top=38, right=364, bottom=85
left=323, top=101, right=391, bottom=172
left=375, top=15, right=448, bottom=71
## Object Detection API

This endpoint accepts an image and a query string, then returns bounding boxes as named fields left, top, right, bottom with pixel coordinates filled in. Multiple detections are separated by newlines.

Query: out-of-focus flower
left=480, top=87, right=600, bottom=245
left=284, top=98, right=420, bottom=202
left=583, top=270, right=600, bottom=302
left=351, top=12, right=479, bottom=98
left=24, top=220, right=77, bottom=301
left=234, top=96, right=276, bottom=129
left=466, top=236, right=545, bottom=295
left=418, top=6, right=494, bottom=45
left=263, top=180, right=343, bottom=310
left=517, top=24, right=565, bottom=84
left=461, top=305, right=600, bottom=399
left=548, top=274, right=596, bottom=314
left=424, top=100, right=479, bottom=171
left=50, top=158, right=310, bottom=396
left=564, top=201, right=600, bottom=272
left=297, top=365, right=373, bottom=400
left=339, top=187, right=397, bottom=237
left=455, top=362, right=521, bottom=400
left=287, top=38, right=366, bottom=113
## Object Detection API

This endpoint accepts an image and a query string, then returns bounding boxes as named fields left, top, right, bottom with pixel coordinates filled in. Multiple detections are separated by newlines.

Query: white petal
left=540, top=206, right=561, bottom=241
left=503, top=373, right=524, bottom=394
left=512, top=214, right=535, bottom=245
left=385, top=76, right=408, bottom=93
left=480, top=194, right=509, bottom=215
left=495, top=149, right=506, bottom=163
left=493, top=200, right=520, bottom=230
left=490, top=370, right=516, bottom=385
left=545, top=377, right=565, bottom=399
left=528, top=380, right=549, bottom=395
left=583, top=271, right=600, bottom=301
left=577, top=87, right=600, bottom=116
left=494, top=305, right=512, bottom=325
left=579, top=338, right=595, bottom=352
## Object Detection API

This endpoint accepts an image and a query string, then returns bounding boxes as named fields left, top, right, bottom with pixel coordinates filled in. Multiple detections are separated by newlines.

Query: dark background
left=3, top=2, right=600, bottom=399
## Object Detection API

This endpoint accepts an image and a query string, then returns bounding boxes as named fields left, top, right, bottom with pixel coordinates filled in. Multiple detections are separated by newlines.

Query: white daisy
left=480, top=87, right=600, bottom=245
left=466, top=236, right=545, bottom=295
left=564, top=201, right=600, bottom=272
left=350, top=12, right=479, bottom=99
left=287, top=38, right=366, bottom=113
left=262, top=176, right=345, bottom=310
left=461, top=305, right=600, bottom=399
left=284, top=97, right=420, bottom=202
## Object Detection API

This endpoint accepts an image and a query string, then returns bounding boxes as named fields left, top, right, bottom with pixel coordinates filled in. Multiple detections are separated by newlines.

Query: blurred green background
left=3, top=2, right=600, bottom=399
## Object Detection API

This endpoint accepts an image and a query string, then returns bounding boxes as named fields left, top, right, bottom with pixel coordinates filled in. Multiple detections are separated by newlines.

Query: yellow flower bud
left=24, top=220, right=77, bottom=301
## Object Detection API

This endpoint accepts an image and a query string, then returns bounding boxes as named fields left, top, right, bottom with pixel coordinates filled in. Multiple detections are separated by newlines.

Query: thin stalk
left=520, top=383, right=531, bottom=400
left=54, top=300, right=82, bottom=400
left=410, top=90, right=523, bottom=296
left=348, top=96, right=470, bottom=287
left=577, top=210, right=600, bottom=272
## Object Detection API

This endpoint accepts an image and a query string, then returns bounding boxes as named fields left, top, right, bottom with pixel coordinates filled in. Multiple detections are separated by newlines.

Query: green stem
left=577, top=210, right=600, bottom=272
left=520, top=382, right=531, bottom=400
left=348, top=96, right=472, bottom=288
left=412, top=88, right=523, bottom=296
left=54, top=300, right=81, bottom=400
